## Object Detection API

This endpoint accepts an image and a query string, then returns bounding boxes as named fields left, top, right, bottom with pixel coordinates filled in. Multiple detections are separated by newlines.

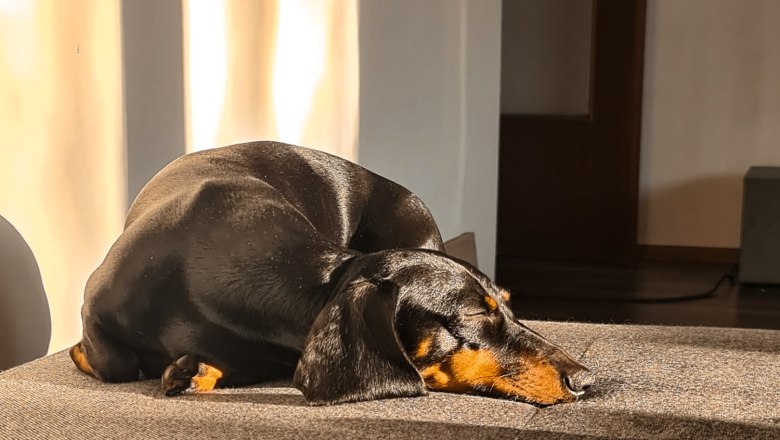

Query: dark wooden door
left=497, top=1, right=646, bottom=288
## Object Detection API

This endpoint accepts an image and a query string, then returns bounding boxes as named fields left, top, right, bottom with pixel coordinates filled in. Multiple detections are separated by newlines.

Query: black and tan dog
left=70, top=141, right=593, bottom=406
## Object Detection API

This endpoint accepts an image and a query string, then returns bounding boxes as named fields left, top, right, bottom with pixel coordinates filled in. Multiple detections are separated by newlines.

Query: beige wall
left=639, top=0, right=780, bottom=248
left=122, top=0, right=187, bottom=206
left=358, top=0, right=502, bottom=277
left=0, top=1, right=125, bottom=353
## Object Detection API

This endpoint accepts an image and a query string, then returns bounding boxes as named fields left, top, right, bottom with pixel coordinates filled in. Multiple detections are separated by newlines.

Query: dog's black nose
left=564, top=368, right=595, bottom=395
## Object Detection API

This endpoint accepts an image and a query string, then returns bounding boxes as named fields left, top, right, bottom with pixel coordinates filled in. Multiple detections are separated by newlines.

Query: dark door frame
left=497, top=0, right=647, bottom=289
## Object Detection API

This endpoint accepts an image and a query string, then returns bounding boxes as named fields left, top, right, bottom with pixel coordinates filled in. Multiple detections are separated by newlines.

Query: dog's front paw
left=161, top=355, right=223, bottom=396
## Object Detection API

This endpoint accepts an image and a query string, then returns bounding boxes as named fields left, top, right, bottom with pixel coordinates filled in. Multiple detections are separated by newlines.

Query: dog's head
left=293, top=250, right=593, bottom=406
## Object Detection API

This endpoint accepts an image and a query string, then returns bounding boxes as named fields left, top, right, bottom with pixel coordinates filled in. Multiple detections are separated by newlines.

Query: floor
left=498, top=259, right=780, bottom=330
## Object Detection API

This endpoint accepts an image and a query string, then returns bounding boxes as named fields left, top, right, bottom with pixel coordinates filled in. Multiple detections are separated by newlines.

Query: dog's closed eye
left=457, top=295, right=498, bottom=319
left=463, top=307, right=500, bottom=320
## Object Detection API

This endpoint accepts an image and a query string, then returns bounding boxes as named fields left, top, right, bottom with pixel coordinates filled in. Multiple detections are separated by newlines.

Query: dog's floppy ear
left=293, top=278, right=426, bottom=405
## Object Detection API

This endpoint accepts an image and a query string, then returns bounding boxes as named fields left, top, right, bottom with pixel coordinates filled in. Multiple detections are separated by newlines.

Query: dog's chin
left=527, top=392, right=580, bottom=407
left=528, top=385, right=587, bottom=407
left=493, top=393, right=577, bottom=408
left=465, top=380, right=580, bottom=407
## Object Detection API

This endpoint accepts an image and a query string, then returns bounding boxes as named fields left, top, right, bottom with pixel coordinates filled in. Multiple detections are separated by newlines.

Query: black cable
left=517, top=264, right=739, bottom=304
left=625, top=266, right=737, bottom=303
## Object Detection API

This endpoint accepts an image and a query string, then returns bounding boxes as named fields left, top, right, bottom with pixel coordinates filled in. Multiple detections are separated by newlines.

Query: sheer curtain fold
left=0, top=0, right=125, bottom=353
left=185, top=0, right=359, bottom=160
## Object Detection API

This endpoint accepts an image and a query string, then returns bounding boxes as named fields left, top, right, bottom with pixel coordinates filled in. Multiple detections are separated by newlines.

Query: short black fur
left=72, top=141, right=593, bottom=406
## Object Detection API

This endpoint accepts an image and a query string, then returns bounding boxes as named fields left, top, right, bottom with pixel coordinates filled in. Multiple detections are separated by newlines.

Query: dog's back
left=126, top=141, right=443, bottom=252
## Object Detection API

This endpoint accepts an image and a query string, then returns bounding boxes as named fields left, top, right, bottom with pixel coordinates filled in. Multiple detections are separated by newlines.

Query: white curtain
left=0, top=0, right=126, bottom=353
left=0, top=0, right=359, bottom=354
left=184, top=0, right=359, bottom=160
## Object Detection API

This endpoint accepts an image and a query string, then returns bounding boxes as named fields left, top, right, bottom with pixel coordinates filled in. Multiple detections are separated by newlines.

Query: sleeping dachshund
left=70, top=141, right=593, bottom=406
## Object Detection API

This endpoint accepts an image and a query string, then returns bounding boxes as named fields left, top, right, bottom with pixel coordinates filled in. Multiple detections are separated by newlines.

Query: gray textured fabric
left=1, top=321, right=778, bottom=439
left=0, top=214, right=51, bottom=370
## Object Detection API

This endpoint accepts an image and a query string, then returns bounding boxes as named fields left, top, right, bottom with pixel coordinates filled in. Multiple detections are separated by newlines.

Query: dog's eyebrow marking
left=415, top=336, right=434, bottom=359
left=190, top=363, right=223, bottom=392
left=484, top=295, right=498, bottom=312
left=500, top=289, right=510, bottom=303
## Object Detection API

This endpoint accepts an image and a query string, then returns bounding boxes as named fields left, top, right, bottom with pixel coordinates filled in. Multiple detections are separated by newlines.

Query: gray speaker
left=739, top=166, right=780, bottom=284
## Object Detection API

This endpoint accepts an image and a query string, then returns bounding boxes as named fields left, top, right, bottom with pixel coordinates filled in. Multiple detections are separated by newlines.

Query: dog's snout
left=564, top=368, right=595, bottom=396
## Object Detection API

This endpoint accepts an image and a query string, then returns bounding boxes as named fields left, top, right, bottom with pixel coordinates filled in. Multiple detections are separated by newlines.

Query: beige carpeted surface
left=1, top=321, right=778, bottom=439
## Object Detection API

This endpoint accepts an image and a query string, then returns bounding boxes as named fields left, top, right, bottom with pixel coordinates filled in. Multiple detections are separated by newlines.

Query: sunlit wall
left=184, top=0, right=359, bottom=160
left=0, top=0, right=126, bottom=353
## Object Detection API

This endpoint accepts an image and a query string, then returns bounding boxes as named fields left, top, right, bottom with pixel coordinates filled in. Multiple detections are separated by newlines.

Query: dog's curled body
left=78, top=142, right=441, bottom=384
left=73, top=141, right=593, bottom=406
